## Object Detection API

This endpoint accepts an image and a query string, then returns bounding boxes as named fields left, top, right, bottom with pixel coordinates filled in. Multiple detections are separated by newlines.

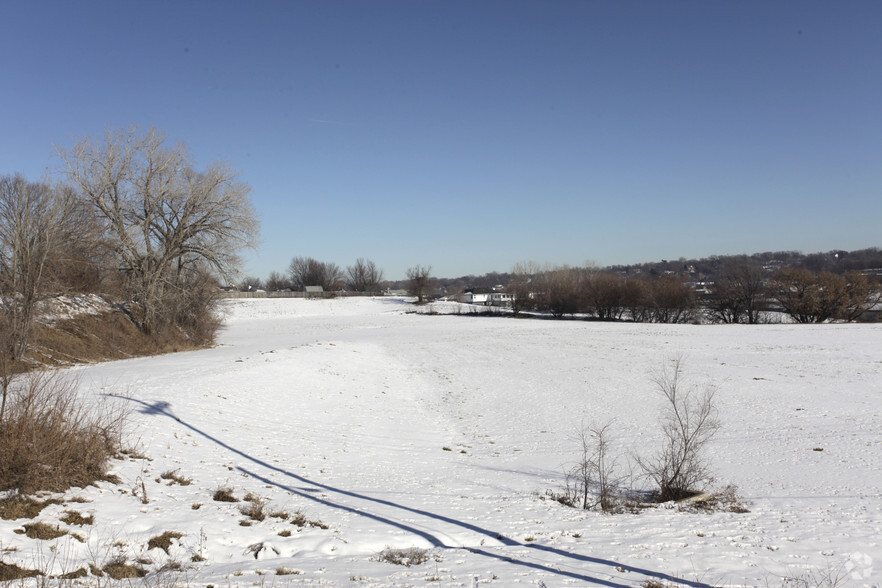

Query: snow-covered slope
left=2, top=297, right=879, bottom=586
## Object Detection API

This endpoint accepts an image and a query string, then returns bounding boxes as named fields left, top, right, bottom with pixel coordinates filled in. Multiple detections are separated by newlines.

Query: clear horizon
left=3, top=1, right=881, bottom=282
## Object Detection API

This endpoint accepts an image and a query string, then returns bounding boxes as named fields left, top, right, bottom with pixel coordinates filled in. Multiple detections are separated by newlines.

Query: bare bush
left=636, top=358, right=720, bottom=502
left=0, top=371, right=127, bottom=493
left=376, top=547, right=430, bottom=567
left=559, top=421, right=622, bottom=511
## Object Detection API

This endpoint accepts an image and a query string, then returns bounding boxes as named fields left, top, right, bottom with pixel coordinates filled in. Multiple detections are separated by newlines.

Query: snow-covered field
left=2, top=297, right=880, bottom=587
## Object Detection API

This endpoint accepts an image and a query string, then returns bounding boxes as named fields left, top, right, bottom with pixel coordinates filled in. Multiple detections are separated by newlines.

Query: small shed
left=304, top=285, right=324, bottom=298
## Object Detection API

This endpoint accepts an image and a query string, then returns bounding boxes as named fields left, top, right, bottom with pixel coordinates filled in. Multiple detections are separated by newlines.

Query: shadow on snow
left=114, top=395, right=712, bottom=588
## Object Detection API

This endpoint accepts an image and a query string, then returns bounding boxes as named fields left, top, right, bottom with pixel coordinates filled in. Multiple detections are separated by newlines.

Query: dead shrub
left=376, top=547, right=430, bottom=567
left=212, top=486, right=238, bottom=502
left=635, top=358, right=720, bottom=502
left=0, top=371, right=127, bottom=493
left=239, top=495, right=267, bottom=521
left=557, top=421, right=623, bottom=512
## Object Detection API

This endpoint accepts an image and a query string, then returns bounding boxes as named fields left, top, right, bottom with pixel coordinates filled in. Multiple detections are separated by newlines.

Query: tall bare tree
left=0, top=175, right=80, bottom=420
left=346, top=258, right=384, bottom=293
left=288, top=257, right=344, bottom=291
left=406, top=264, right=432, bottom=303
left=508, top=261, right=540, bottom=315
left=706, top=256, right=767, bottom=324
left=265, top=270, right=291, bottom=292
left=58, top=127, right=259, bottom=334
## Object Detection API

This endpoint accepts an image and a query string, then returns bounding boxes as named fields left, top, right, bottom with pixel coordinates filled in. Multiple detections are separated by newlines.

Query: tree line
left=239, top=256, right=385, bottom=293
left=499, top=259, right=880, bottom=324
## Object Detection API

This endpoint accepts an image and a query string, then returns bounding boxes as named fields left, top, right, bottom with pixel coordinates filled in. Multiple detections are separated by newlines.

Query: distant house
left=458, top=288, right=491, bottom=305
left=488, top=292, right=513, bottom=307
left=304, top=285, right=324, bottom=298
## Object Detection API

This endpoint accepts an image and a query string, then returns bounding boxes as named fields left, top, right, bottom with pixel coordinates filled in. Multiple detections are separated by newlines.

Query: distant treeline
left=383, top=247, right=882, bottom=294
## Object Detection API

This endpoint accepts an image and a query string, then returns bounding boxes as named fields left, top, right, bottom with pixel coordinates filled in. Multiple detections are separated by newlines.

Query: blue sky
left=2, top=1, right=880, bottom=281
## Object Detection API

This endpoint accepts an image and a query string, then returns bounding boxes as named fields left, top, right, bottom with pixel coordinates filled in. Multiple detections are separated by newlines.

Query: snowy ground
left=2, top=297, right=880, bottom=587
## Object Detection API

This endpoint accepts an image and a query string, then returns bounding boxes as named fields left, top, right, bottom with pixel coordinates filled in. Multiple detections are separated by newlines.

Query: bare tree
left=648, top=276, right=696, bottom=323
left=238, top=276, right=263, bottom=292
left=622, top=278, right=649, bottom=322
left=0, top=175, right=81, bottom=421
left=636, top=358, right=721, bottom=501
left=346, top=258, right=384, bottom=292
left=265, top=270, right=291, bottom=292
left=770, top=268, right=848, bottom=323
left=706, top=256, right=767, bottom=324
left=508, top=261, right=540, bottom=315
left=58, top=127, right=259, bottom=335
left=288, top=257, right=344, bottom=291
left=583, top=272, right=627, bottom=320
left=840, top=271, right=881, bottom=322
left=406, top=264, right=432, bottom=303
left=535, top=265, right=582, bottom=318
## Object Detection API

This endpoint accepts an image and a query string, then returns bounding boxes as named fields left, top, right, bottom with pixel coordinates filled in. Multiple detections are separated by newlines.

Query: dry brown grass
left=239, top=495, right=267, bottom=521
left=20, top=521, right=68, bottom=540
left=147, top=531, right=184, bottom=554
left=60, top=510, right=94, bottom=526
left=30, top=309, right=208, bottom=368
left=0, top=371, right=127, bottom=493
left=212, top=486, right=238, bottom=502
left=102, top=557, right=147, bottom=580
left=159, top=469, right=192, bottom=486
left=0, top=496, right=62, bottom=520
left=0, top=561, right=41, bottom=581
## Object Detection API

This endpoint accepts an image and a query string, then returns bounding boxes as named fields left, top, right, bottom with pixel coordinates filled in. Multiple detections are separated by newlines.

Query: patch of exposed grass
left=147, top=531, right=184, bottom=554
left=0, top=496, right=63, bottom=520
left=0, top=561, right=42, bottom=581
left=31, top=310, right=207, bottom=368
left=54, top=567, right=88, bottom=579
left=60, top=510, right=94, bottom=526
left=22, top=522, right=68, bottom=540
left=102, top=558, right=147, bottom=580
left=277, top=529, right=292, bottom=537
